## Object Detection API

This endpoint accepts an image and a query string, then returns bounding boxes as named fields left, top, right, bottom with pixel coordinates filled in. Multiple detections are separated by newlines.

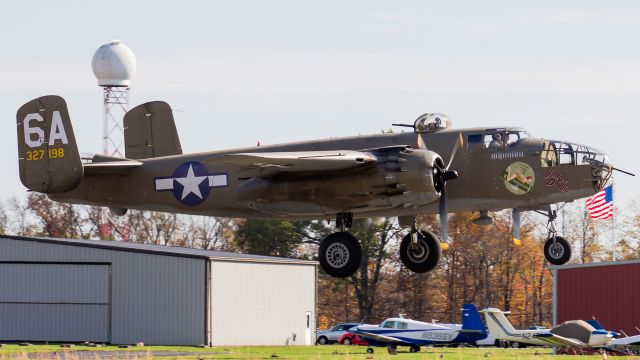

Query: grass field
left=0, top=344, right=635, bottom=359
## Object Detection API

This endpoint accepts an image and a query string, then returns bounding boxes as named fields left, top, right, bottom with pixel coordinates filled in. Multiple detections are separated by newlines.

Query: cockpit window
left=381, top=321, right=396, bottom=328
left=541, top=141, right=609, bottom=168
left=541, top=141, right=557, bottom=167
left=395, top=321, right=408, bottom=329
left=481, top=128, right=530, bottom=150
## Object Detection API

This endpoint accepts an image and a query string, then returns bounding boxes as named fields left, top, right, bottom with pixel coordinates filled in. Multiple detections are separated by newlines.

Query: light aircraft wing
left=534, top=333, right=586, bottom=348
left=355, top=331, right=409, bottom=345
left=204, top=150, right=376, bottom=174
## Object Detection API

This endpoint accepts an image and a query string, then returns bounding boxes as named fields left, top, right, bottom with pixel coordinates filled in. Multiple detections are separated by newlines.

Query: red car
left=339, top=332, right=369, bottom=346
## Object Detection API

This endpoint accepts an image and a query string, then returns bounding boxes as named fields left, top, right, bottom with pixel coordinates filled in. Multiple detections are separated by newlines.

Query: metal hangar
left=0, top=235, right=317, bottom=346
left=552, top=259, right=640, bottom=334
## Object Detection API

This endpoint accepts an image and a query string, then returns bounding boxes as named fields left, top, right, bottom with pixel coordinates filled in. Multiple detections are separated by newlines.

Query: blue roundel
left=171, top=161, right=211, bottom=206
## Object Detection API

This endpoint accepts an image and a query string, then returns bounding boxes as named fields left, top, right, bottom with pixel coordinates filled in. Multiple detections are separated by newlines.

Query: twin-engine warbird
left=481, top=308, right=616, bottom=349
left=353, top=304, right=487, bottom=354
left=16, top=95, right=632, bottom=278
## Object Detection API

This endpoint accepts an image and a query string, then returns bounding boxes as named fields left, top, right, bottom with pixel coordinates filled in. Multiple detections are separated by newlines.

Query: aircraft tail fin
left=16, top=95, right=82, bottom=193
left=124, top=101, right=182, bottom=159
left=481, top=308, right=518, bottom=339
left=586, top=319, right=604, bottom=330
left=460, top=304, right=487, bottom=340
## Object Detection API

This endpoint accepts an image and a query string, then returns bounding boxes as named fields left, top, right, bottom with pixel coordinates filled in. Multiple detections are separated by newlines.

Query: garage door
left=0, top=263, right=110, bottom=342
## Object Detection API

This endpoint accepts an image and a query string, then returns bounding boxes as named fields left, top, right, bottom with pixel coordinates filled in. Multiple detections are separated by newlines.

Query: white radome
left=91, top=40, right=137, bottom=87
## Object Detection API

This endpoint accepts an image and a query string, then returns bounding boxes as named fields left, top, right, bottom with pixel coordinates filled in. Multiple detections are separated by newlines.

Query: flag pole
left=611, top=177, right=615, bottom=261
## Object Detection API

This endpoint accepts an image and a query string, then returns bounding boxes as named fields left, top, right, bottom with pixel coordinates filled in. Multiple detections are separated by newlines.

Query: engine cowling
left=236, top=147, right=442, bottom=216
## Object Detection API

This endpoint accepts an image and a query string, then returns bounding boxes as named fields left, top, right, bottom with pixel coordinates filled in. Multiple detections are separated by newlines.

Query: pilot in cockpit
left=488, top=132, right=503, bottom=149
left=501, top=131, right=514, bottom=147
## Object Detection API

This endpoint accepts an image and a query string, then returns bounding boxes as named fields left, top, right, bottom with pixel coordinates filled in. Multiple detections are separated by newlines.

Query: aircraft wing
left=204, top=150, right=376, bottom=174
left=534, top=333, right=587, bottom=348
left=355, top=331, right=409, bottom=345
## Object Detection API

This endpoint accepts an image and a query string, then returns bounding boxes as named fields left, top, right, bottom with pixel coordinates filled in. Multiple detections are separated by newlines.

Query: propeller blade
left=511, top=208, right=522, bottom=246
left=445, top=132, right=464, bottom=170
left=439, top=186, right=448, bottom=243
left=416, top=133, right=427, bottom=150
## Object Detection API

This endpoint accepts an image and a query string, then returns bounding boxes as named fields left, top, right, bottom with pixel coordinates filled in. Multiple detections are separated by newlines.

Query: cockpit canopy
left=414, top=113, right=452, bottom=133
left=467, top=128, right=531, bottom=150
left=541, top=141, right=609, bottom=167
left=380, top=319, right=409, bottom=329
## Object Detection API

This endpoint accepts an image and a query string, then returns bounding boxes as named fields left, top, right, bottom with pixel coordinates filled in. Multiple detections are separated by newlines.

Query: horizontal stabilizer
left=204, top=150, right=377, bottom=174
left=83, top=154, right=143, bottom=175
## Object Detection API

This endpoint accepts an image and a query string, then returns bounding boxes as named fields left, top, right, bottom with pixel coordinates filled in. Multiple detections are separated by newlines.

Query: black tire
left=544, top=236, right=571, bottom=265
left=410, top=345, right=420, bottom=353
left=367, top=347, right=374, bottom=354
left=319, top=232, right=362, bottom=278
left=343, top=337, right=352, bottom=345
left=317, top=336, right=328, bottom=345
left=399, top=230, right=442, bottom=273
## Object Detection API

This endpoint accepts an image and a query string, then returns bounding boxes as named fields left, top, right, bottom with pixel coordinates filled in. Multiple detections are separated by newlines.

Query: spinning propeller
left=418, top=132, right=463, bottom=245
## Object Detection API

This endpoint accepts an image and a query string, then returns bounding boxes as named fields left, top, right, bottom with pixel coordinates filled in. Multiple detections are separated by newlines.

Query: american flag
left=586, top=184, right=613, bottom=219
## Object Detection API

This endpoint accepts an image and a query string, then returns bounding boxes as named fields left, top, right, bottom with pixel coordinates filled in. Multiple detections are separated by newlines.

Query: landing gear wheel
left=366, top=347, right=374, bottom=354
left=387, top=344, right=397, bottom=355
left=319, top=232, right=362, bottom=278
left=410, top=345, right=420, bottom=353
left=544, top=236, right=571, bottom=265
left=400, top=230, right=442, bottom=273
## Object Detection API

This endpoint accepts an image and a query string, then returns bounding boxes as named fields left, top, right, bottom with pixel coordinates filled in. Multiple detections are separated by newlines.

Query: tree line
left=1, top=193, right=638, bottom=329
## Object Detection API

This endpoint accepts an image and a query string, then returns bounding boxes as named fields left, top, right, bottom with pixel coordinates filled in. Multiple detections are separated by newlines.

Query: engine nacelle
left=236, top=147, right=442, bottom=216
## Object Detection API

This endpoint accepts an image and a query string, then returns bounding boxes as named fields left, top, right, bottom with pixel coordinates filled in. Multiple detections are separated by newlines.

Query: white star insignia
left=174, top=165, right=207, bottom=200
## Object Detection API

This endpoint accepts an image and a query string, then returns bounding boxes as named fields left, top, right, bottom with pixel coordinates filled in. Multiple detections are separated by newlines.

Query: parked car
left=338, top=332, right=369, bottom=346
left=316, top=323, right=361, bottom=345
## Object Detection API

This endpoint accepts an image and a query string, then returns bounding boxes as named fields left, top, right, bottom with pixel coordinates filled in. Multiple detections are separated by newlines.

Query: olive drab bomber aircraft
left=16, top=95, right=634, bottom=278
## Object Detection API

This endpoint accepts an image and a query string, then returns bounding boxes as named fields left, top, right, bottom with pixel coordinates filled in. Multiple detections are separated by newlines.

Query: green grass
left=0, top=344, right=633, bottom=359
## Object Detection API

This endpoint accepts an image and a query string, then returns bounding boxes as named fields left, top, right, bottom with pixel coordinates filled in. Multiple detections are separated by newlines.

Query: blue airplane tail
left=461, top=304, right=487, bottom=341
left=587, top=319, right=604, bottom=330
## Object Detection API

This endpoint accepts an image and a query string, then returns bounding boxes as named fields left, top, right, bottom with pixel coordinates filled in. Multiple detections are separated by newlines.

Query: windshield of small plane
left=380, top=320, right=408, bottom=329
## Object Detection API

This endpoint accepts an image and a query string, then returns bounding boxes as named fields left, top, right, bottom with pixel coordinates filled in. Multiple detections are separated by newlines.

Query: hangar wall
left=0, top=235, right=317, bottom=346
left=0, top=236, right=207, bottom=345
left=553, top=260, right=640, bottom=334
left=209, top=261, right=316, bottom=346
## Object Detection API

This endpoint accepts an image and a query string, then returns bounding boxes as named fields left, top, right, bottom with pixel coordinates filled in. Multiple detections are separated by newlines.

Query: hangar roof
left=549, top=258, right=640, bottom=270
left=1, top=234, right=317, bottom=265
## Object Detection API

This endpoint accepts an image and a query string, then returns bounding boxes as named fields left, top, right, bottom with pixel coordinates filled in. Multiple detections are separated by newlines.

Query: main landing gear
left=319, top=213, right=443, bottom=278
left=319, top=213, right=362, bottom=278
left=540, top=210, right=572, bottom=265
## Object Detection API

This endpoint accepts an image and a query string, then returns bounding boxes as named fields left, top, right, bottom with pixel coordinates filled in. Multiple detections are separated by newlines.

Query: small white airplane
left=352, top=304, right=487, bottom=354
left=611, top=334, right=640, bottom=353
left=481, top=308, right=614, bottom=348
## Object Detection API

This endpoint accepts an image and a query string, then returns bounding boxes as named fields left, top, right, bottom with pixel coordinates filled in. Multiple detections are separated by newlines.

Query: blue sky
left=1, top=1, right=638, bottom=207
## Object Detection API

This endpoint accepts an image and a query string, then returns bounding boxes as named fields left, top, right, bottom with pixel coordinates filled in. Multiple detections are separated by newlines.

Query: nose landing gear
left=541, top=210, right=572, bottom=265
left=398, top=216, right=442, bottom=273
